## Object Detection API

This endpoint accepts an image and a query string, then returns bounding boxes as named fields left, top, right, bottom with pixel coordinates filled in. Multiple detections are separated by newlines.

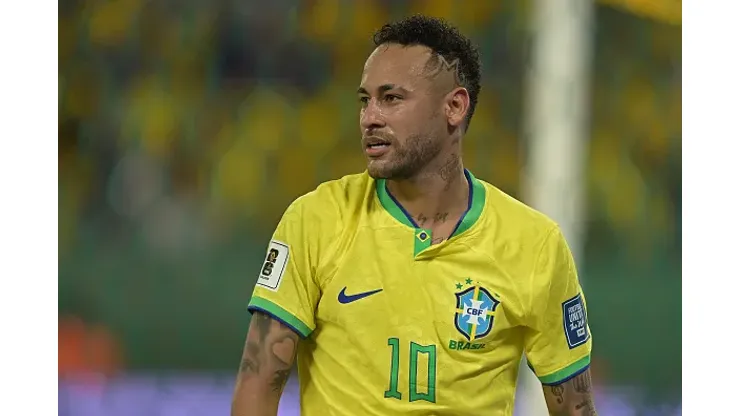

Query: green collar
left=375, top=170, right=486, bottom=255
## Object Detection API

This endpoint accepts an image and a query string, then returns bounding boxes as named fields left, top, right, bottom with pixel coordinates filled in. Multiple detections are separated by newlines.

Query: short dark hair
left=373, top=15, right=482, bottom=129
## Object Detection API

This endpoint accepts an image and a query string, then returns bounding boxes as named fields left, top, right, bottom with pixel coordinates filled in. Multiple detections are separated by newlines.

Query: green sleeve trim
left=537, top=354, right=591, bottom=385
left=247, top=296, right=313, bottom=338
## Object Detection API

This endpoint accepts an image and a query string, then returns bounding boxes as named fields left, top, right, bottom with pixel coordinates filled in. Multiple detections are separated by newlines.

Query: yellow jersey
left=248, top=170, right=592, bottom=415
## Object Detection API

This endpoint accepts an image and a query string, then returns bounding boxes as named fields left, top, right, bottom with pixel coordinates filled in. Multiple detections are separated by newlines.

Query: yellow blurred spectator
left=410, top=0, right=500, bottom=29
left=89, top=0, right=143, bottom=47
left=276, top=147, right=320, bottom=199
left=328, top=149, right=367, bottom=180
left=59, top=121, right=93, bottom=252
left=606, top=169, right=643, bottom=234
left=235, top=86, right=297, bottom=153
left=300, top=0, right=341, bottom=43
left=409, top=0, right=455, bottom=21
left=123, top=74, right=179, bottom=158
left=212, top=137, right=265, bottom=215
left=600, top=0, right=681, bottom=25
left=490, top=132, right=520, bottom=194
left=298, top=86, right=345, bottom=153
left=333, top=38, right=372, bottom=85
left=624, top=78, right=658, bottom=137
left=62, top=66, right=101, bottom=119
left=458, top=0, right=501, bottom=28
left=346, top=0, right=390, bottom=41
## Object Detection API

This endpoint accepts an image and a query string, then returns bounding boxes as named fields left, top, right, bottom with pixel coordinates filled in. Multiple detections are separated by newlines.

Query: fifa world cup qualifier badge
left=257, top=240, right=290, bottom=291
left=562, top=294, right=589, bottom=349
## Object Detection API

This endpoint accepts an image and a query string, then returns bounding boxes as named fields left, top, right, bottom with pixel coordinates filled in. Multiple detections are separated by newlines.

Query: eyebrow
left=357, top=84, right=409, bottom=95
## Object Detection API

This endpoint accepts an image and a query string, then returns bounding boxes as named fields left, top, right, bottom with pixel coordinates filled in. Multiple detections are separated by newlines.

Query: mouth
left=363, top=137, right=391, bottom=157
left=364, top=136, right=391, bottom=148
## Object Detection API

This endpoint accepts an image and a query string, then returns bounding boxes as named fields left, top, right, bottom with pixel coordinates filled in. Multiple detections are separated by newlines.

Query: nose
left=360, top=100, right=386, bottom=131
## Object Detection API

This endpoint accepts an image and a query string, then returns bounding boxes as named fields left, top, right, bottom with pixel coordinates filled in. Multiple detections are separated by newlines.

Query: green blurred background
left=58, top=0, right=681, bottom=410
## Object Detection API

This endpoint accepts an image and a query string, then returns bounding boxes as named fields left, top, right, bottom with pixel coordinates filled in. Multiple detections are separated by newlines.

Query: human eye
left=384, top=94, right=401, bottom=103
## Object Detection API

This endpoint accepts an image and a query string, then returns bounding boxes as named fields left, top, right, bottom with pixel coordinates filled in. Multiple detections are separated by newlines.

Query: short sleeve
left=523, top=227, right=592, bottom=385
left=247, top=202, right=320, bottom=338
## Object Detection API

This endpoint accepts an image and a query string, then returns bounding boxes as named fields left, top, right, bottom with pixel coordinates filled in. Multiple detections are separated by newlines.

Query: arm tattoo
left=239, top=342, right=262, bottom=374
left=571, top=372, right=597, bottom=415
left=271, top=368, right=292, bottom=392
left=576, top=399, right=597, bottom=413
left=573, top=370, right=592, bottom=394
left=238, top=312, right=299, bottom=395
left=543, top=369, right=598, bottom=415
left=551, top=384, right=565, bottom=404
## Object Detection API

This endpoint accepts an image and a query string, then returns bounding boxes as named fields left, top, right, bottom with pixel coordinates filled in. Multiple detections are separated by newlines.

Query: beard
left=366, top=132, right=445, bottom=180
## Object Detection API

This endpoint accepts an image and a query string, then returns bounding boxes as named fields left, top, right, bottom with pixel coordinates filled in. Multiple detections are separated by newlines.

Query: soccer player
left=231, top=15, right=597, bottom=416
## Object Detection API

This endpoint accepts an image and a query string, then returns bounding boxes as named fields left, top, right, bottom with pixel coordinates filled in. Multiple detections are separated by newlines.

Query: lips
left=363, top=136, right=391, bottom=148
left=363, top=136, right=391, bottom=157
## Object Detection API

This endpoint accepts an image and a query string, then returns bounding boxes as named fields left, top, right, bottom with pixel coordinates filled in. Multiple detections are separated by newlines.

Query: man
left=232, top=15, right=597, bottom=416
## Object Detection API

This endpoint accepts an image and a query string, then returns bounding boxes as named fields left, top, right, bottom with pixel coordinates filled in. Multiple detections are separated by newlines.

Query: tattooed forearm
left=232, top=312, right=300, bottom=416
left=239, top=312, right=298, bottom=386
left=573, top=370, right=592, bottom=394
left=551, top=384, right=565, bottom=404
left=271, top=368, right=292, bottom=392
left=543, top=369, right=598, bottom=416
left=239, top=340, right=263, bottom=374
left=576, top=399, right=597, bottom=413
left=239, top=355, right=258, bottom=375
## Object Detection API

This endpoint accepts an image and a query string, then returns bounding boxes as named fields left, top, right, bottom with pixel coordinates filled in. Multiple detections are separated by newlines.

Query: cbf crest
left=454, top=279, right=501, bottom=341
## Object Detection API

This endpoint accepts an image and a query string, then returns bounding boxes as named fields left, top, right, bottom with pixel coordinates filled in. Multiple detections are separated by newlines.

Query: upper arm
left=523, top=226, right=593, bottom=386
left=542, top=368, right=597, bottom=416
left=240, top=311, right=300, bottom=389
left=247, top=201, right=323, bottom=338
left=233, top=201, right=325, bottom=415
left=232, top=311, right=300, bottom=415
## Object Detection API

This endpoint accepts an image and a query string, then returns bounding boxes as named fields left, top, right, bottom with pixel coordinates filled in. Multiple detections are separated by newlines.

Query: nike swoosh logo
left=338, top=287, right=383, bottom=304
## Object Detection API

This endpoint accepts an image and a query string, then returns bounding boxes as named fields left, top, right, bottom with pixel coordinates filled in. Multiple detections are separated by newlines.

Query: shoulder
left=288, top=172, right=372, bottom=215
left=280, top=171, right=373, bottom=233
left=477, top=178, right=559, bottom=248
left=274, top=172, right=372, bottom=270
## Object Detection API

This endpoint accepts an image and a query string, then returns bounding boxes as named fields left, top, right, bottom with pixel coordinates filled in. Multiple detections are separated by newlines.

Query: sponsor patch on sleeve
left=562, top=294, right=589, bottom=349
left=256, top=240, right=289, bottom=291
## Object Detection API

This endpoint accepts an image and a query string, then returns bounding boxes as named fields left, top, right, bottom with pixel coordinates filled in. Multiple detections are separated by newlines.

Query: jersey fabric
left=248, top=170, right=592, bottom=416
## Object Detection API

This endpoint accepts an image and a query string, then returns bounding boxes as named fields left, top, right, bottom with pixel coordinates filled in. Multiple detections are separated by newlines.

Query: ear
left=445, top=87, right=470, bottom=128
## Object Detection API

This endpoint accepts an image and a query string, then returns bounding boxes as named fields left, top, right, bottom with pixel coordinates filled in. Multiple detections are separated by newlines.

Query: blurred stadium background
left=58, top=0, right=681, bottom=414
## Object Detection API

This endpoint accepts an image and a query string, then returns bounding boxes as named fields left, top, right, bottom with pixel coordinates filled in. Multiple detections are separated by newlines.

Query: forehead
left=360, top=44, right=433, bottom=90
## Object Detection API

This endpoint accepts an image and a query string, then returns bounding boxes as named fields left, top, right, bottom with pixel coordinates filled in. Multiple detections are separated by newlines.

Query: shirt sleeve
left=523, top=226, right=593, bottom=385
left=247, top=201, right=321, bottom=339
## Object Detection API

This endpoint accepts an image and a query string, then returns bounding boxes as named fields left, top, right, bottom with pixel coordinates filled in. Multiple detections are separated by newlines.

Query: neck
left=386, top=154, right=468, bottom=218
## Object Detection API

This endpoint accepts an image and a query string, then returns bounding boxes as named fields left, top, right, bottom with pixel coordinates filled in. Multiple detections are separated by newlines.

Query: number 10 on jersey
left=384, top=338, right=437, bottom=403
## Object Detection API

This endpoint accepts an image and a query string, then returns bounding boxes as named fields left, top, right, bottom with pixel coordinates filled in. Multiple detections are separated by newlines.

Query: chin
left=366, top=161, right=394, bottom=179
left=367, top=162, right=415, bottom=180
left=366, top=166, right=389, bottom=179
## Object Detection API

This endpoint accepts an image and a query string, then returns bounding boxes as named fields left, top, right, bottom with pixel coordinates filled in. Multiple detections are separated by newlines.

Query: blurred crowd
left=59, top=0, right=680, bottom=257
